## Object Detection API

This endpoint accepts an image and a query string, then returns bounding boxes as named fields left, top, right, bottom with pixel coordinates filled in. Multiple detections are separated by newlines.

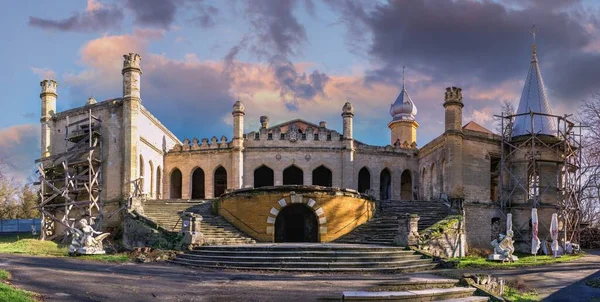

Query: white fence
left=0, top=219, right=41, bottom=233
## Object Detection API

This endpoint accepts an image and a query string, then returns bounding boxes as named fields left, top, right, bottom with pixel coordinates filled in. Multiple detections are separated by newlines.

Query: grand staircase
left=341, top=275, right=488, bottom=301
left=336, top=200, right=454, bottom=245
left=169, top=243, right=437, bottom=272
left=142, top=200, right=256, bottom=245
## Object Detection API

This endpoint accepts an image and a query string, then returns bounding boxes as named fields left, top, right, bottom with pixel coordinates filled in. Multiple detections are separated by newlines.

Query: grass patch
left=0, top=269, right=37, bottom=302
left=0, top=237, right=130, bottom=263
left=451, top=253, right=582, bottom=269
left=0, top=283, right=37, bottom=302
left=503, top=286, right=540, bottom=302
left=0, top=234, right=37, bottom=244
left=0, top=270, right=11, bottom=281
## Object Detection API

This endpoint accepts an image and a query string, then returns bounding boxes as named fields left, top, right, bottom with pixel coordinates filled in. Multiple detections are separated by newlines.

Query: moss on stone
left=420, top=215, right=462, bottom=240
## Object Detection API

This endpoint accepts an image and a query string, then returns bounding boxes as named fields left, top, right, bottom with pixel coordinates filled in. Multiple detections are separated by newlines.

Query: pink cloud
left=31, top=67, right=56, bottom=80
left=0, top=124, right=40, bottom=184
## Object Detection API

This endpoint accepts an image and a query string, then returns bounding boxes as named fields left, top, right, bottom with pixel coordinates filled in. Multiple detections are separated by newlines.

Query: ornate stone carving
left=288, top=123, right=298, bottom=142
left=69, top=219, right=110, bottom=255
left=444, top=86, right=463, bottom=103
left=276, top=154, right=282, bottom=160
left=488, top=230, right=519, bottom=262
left=123, top=53, right=142, bottom=70
left=191, top=138, right=199, bottom=150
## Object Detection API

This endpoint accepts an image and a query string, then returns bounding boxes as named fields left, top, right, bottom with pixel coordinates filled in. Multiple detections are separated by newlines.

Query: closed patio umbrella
left=532, top=208, right=541, bottom=258
left=551, top=213, right=559, bottom=257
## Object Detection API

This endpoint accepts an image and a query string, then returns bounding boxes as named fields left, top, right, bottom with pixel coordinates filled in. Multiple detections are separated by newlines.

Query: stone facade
left=38, top=52, right=571, bottom=251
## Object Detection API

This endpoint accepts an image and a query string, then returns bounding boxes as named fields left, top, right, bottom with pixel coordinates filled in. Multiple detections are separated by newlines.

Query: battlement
left=169, top=136, right=230, bottom=152
left=40, top=79, right=57, bottom=95
left=444, top=86, right=463, bottom=104
left=123, top=53, right=142, bottom=71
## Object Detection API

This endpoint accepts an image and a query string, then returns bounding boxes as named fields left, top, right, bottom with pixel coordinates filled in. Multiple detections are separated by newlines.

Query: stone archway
left=191, top=167, right=205, bottom=199
left=214, top=166, right=227, bottom=197
left=274, top=204, right=318, bottom=242
left=358, top=167, right=371, bottom=193
left=266, top=196, right=326, bottom=242
left=380, top=168, right=391, bottom=200
left=312, top=165, right=332, bottom=187
left=169, top=168, right=182, bottom=199
left=254, top=165, right=274, bottom=188
left=400, top=170, right=412, bottom=200
left=283, top=165, right=303, bottom=185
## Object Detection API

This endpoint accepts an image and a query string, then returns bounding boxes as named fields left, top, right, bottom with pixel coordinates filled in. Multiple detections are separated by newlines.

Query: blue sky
left=1, top=0, right=599, bottom=182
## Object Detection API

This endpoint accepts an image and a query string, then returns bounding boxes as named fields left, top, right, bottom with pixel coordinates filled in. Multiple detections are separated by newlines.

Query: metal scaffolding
left=496, top=110, right=583, bottom=246
left=35, top=109, right=103, bottom=241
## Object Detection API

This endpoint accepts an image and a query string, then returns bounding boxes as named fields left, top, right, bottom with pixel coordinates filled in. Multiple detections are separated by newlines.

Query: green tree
left=19, top=184, right=39, bottom=218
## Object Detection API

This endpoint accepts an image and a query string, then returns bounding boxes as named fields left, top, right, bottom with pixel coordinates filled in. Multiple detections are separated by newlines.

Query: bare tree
left=577, top=93, right=600, bottom=226
left=495, top=100, right=516, bottom=136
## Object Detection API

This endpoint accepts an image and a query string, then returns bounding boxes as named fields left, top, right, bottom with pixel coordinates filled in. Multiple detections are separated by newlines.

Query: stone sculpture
left=488, top=230, right=519, bottom=262
left=68, top=219, right=110, bottom=255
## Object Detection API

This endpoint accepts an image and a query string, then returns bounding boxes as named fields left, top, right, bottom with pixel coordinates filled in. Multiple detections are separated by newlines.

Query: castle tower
left=232, top=100, right=245, bottom=189
left=122, top=53, right=143, bottom=197
left=40, top=79, right=57, bottom=158
left=443, top=87, right=464, bottom=198
left=388, top=68, right=418, bottom=148
left=342, top=102, right=354, bottom=140
left=443, top=87, right=463, bottom=133
left=341, top=102, right=355, bottom=189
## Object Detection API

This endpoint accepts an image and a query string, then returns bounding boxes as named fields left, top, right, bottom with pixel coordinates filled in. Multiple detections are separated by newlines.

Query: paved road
left=456, top=250, right=600, bottom=301
left=3, top=252, right=600, bottom=301
left=1, top=254, right=445, bottom=302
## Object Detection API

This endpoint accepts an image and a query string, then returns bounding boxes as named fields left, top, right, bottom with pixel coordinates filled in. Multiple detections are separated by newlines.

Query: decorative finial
left=402, top=65, right=406, bottom=88
left=531, top=25, right=537, bottom=62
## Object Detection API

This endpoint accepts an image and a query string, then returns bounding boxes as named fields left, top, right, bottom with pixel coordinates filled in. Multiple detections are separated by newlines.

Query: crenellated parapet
left=169, top=135, right=230, bottom=152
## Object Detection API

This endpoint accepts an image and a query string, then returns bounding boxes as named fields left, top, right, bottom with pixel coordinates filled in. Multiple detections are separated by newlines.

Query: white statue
left=489, top=230, right=519, bottom=262
left=68, top=219, right=110, bottom=255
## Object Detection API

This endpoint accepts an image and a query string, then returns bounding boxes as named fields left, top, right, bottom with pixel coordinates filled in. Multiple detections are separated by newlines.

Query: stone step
left=342, top=287, right=477, bottom=301
left=374, top=278, right=458, bottom=291
left=171, top=257, right=433, bottom=269
left=196, top=243, right=412, bottom=252
left=185, top=252, right=423, bottom=261
left=169, top=258, right=436, bottom=273
left=434, top=297, right=489, bottom=302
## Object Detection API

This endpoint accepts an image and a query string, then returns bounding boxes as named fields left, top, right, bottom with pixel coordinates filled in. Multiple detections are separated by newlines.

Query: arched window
left=358, top=167, right=371, bottom=193
left=441, top=159, right=446, bottom=194
left=380, top=168, right=391, bottom=200
left=430, top=163, right=436, bottom=200
left=421, top=167, right=427, bottom=200
left=139, top=154, right=145, bottom=193
left=312, top=165, right=332, bottom=187
left=149, top=160, right=154, bottom=198
left=283, top=165, right=303, bottom=185
left=400, top=170, right=413, bottom=201
left=254, top=165, right=274, bottom=188
left=170, top=168, right=182, bottom=199
left=191, top=167, right=205, bottom=199
left=156, top=166, right=162, bottom=199
left=214, top=166, right=227, bottom=197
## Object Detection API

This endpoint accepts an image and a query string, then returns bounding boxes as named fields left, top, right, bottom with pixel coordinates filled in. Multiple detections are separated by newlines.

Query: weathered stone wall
left=418, top=215, right=466, bottom=258
left=353, top=149, right=418, bottom=200
left=122, top=211, right=183, bottom=250
left=137, top=106, right=180, bottom=199
left=51, top=99, right=125, bottom=202
left=418, top=135, right=445, bottom=200
left=217, top=187, right=375, bottom=242
left=463, top=203, right=505, bottom=250
left=461, top=133, right=501, bottom=202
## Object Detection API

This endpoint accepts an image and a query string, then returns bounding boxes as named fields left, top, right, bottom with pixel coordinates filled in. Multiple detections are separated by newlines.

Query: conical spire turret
left=512, top=28, right=557, bottom=137
left=390, top=66, right=417, bottom=121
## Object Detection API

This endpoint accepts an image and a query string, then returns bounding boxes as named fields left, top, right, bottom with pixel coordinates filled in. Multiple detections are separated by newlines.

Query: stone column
left=122, top=53, right=142, bottom=198
left=40, top=79, right=57, bottom=158
left=394, top=213, right=420, bottom=247
left=231, top=101, right=245, bottom=189
left=180, top=212, right=204, bottom=249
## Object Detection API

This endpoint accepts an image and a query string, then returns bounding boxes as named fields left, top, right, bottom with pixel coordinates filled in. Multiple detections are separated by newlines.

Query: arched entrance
left=214, top=166, right=227, bottom=197
left=312, top=165, right=332, bottom=187
left=191, top=168, right=205, bottom=199
left=358, top=167, right=370, bottom=193
left=400, top=170, right=412, bottom=200
left=170, top=168, right=182, bottom=199
left=274, top=204, right=318, bottom=242
left=380, top=168, right=391, bottom=200
left=283, top=165, right=303, bottom=185
left=139, top=154, right=145, bottom=192
left=254, top=165, right=274, bottom=188
left=156, top=166, right=162, bottom=198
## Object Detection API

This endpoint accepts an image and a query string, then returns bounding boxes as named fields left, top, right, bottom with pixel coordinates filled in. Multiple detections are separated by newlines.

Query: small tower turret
left=231, top=100, right=245, bottom=189
left=122, top=53, right=142, bottom=99
left=388, top=67, right=419, bottom=148
left=121, top=53, right=143, bottom=197
left=40, top=79, right=57, bottom=158
left=232, top=100, right=245, bottom=141
left=443, top=86, right=463, bottom=133
left=342, top=102, right=354, bottom=140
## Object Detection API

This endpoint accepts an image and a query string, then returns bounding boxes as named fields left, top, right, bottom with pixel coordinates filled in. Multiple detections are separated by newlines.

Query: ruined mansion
left=36, top=43, right=579, bottom=252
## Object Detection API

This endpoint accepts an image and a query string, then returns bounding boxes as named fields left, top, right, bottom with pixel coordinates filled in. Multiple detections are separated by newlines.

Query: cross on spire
left=530, top=25, right=538, bottom=62
left=402, top=65, right=406, bottom=88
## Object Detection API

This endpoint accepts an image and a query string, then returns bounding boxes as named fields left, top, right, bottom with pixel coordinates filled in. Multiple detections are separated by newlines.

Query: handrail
left=218, top=207, right=263, bottom=235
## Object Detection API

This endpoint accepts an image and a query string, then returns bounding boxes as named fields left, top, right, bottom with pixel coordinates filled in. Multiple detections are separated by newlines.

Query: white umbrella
left=507, top=213, right=513, bottom=233
left=532, top=208, right=541, bottom=258
left=550, top=213, right=559, bottom=257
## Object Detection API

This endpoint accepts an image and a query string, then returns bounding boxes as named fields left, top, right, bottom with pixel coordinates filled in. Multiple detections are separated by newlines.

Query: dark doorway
left=380, top=168, right=392, bottom=200
left=170, top=168, right=182, bottom=199
left=274, top=204, right=318, bottom=242
left=283, top=165, right=303, bottom=185
left=312, top=165, right=332, bottom=187
left=191, top=168, right=205, bottom=199
left=358, top=167, right=371, bottom=193
left=214, top=166, right=227, bottom=197
left=400, top=170, right=412, bottom=200
left=254, top=165, right=274, bottom=188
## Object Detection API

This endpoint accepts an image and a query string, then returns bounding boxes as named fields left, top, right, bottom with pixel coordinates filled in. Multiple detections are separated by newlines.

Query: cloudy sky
left=1, top=0, right=599, bottom=182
